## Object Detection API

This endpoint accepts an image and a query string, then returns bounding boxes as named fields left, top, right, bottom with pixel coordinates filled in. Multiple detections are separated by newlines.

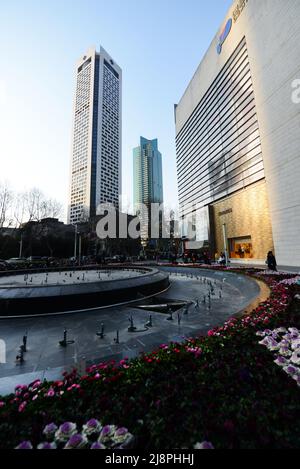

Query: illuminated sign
left=216, top=18, right=232, bottom=55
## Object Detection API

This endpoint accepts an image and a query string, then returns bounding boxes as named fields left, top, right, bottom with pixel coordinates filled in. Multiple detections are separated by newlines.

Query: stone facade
left=212, top=180, right=274, bottom=263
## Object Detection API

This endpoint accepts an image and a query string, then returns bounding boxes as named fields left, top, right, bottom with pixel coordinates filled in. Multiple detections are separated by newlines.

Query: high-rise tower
left=133, top=137, right=163, bottom=243
left=68, top=46, right=122, bottom=224
left=133, top=137, right=163, bottom=207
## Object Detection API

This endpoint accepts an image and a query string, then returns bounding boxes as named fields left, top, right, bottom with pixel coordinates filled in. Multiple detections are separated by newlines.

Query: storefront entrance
left=229, top=236, right=253, bottom=259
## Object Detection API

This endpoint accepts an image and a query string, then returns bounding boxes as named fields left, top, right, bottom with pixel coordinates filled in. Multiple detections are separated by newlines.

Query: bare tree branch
left=0, top=182, right=14, bottom=228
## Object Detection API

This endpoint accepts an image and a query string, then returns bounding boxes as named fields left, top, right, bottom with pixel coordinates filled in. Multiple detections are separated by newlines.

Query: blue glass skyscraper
left=133, top=137, right=163, bottom=208
left=133, top=137, right=164, bottom=245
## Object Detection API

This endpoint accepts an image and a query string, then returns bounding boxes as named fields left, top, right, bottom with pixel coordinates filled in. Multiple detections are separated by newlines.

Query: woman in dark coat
left=267, top=251, right=277, bottom=272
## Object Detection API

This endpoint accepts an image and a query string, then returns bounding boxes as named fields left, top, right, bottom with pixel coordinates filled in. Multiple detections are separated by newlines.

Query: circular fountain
left=0, top=267, right=170, bottom=317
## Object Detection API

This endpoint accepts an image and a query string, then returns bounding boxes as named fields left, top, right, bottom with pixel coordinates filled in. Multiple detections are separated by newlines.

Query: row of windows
left=176, top=37, right=247, bottom=146
left=177, top=54, right=253, bottom=167
left=177, top=37, right=264, bottom=216
left=104, top=60, right=119, bottom=79
left=178, top=105, right=258, bottom=190
left=179, top=127, right=262, bottom=209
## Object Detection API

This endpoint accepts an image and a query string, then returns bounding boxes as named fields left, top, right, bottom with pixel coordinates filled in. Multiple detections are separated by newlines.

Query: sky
left=0, top=0, right=233, bottom=221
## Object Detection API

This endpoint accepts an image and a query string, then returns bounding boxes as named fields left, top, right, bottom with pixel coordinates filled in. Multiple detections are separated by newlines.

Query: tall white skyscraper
left=68, top=46, right=122, bottom=224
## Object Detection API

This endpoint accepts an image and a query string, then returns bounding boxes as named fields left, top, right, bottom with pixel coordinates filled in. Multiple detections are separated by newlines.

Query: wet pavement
left=0, top=267, right=264, bottom=395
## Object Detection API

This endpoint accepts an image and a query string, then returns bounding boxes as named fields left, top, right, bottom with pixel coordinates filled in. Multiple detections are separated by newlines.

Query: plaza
left=0, top=266, right=263, bottom=394
left=0, top=0, right=300, bottom=453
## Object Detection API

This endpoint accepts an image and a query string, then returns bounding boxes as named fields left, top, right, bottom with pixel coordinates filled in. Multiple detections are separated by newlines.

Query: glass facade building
left=133, top=137, right=163, bottom=243
left=133, top=137, right=163, bottom=207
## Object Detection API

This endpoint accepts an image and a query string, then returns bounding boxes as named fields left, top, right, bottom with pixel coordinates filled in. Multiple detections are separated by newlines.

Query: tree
left=13, top=188, right=63, bottom=226
left=0, top=182, right=13, bottom=228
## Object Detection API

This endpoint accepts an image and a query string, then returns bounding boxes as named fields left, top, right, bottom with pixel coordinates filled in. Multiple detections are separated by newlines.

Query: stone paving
left=0, top=267, right=263, bottom=395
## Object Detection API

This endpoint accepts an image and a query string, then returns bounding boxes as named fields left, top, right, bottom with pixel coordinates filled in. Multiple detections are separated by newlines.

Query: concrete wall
left=175, top=0, right=300, bottom=267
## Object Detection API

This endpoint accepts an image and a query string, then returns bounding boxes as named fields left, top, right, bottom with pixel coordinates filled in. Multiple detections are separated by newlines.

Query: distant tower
left=68, top=46, right=122, bottom=224
left=133, top=137, right=163, bottom=244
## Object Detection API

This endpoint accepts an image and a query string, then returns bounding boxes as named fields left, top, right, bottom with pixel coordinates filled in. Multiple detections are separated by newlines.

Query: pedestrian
left=266, top=251, right=277, bottom=272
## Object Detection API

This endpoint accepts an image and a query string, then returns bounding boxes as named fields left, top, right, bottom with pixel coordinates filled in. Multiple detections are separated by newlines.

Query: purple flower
left=64, top=433, right=88, bottom=449
left=283, top=365, right=298, bottom=376
left=275, top=327, right=287, bottom=334
left=87, top=419, right=99, bottom=427
left=292, top=339, right=300, bottom=351
left=113, top=427, right=132, bottom=445
left=43, top=423, right=58, bottom=438
left=15, top=441, right=33, bottom=450
left=279, top=347, right=292, bottom=357
left=194, top=441, right=214, bottom=449
left=82, top=419, right=102, bottom=436
left=91, top=442, right=106, bottom=449
left=55, top=422, right=77, bottom=442
left=259, top=337, right=273, bottom=347
left=98, top=425, right=117, bottom=443
left=274, top=356, right=289, bottom=367
left=291, top=351, right=300, bottom=365
left=115, top=427, right=128, bottom=437
left=37, top=442, right=57, bottom=450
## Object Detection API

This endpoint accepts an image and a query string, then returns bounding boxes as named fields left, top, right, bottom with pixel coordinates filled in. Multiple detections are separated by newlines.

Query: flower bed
left=0, top=268, right=300, bottom=449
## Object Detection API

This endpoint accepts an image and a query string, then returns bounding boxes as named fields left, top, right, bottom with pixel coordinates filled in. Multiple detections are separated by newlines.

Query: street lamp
left=222, top=223, right=229, bottom=266
left=19, top=234, right=23, bottom=258
left=74, top=224, right=78, bottom=261
left=78, top=233, right=82, bottom=266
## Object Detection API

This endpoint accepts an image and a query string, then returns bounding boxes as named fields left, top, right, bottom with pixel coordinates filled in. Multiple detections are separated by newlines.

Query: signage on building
left=216, top=18, right=233, bottom=55
left=216, top=1, right=249, bottom=55
left=233, top=0, right=249, bottom=23
left=219, top=209, right=233, bottom=217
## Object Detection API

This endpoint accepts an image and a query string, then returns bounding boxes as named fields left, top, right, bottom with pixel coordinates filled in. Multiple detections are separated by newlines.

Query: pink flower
left=47, top=388, right=55, bottom=397
left=18, top=401, right=27, bottom=413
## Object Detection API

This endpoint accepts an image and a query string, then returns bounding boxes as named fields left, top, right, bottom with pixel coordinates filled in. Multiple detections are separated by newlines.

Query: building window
left=229, top=236, right=253, bottom=259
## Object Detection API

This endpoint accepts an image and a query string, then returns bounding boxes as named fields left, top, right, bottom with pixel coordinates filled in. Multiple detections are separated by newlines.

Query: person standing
left=267, top=251, right=277, bottom=272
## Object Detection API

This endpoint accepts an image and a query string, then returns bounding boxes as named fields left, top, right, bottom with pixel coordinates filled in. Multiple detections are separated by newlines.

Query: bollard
left=59, top=329, right=68, bottom=347
left=128, top=315, right=137, bottom=333
left=167, top=308, right=173, bottom=321
left=16, top=347, right=25, bottom=364
left=145, top=315, right=153, bottom=328
left=22, top=333, right=28, bottom=353
left=114, top=330, right=120, bottom=344
left=97, top=323, right=105, bottom=339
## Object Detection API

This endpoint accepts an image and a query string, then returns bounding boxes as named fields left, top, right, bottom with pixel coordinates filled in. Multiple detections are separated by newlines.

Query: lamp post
left=222, top=223, right=229, bottom=266
left=74, top=225, right=78, bottom=261
left=78, top=233, right=82, bottom=266
left=19, top=234, right=23, bottom=258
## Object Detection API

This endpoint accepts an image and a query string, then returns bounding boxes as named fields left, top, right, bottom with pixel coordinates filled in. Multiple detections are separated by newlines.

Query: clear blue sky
left=0, top=0, right=232, bottom=220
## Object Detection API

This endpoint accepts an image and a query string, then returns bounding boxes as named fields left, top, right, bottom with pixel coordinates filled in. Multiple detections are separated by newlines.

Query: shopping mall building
left=175, top=0, right=300, bottom=268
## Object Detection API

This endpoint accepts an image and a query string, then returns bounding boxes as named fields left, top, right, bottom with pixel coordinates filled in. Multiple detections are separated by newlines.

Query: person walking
left=267, top=251, right=277, bottom=272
